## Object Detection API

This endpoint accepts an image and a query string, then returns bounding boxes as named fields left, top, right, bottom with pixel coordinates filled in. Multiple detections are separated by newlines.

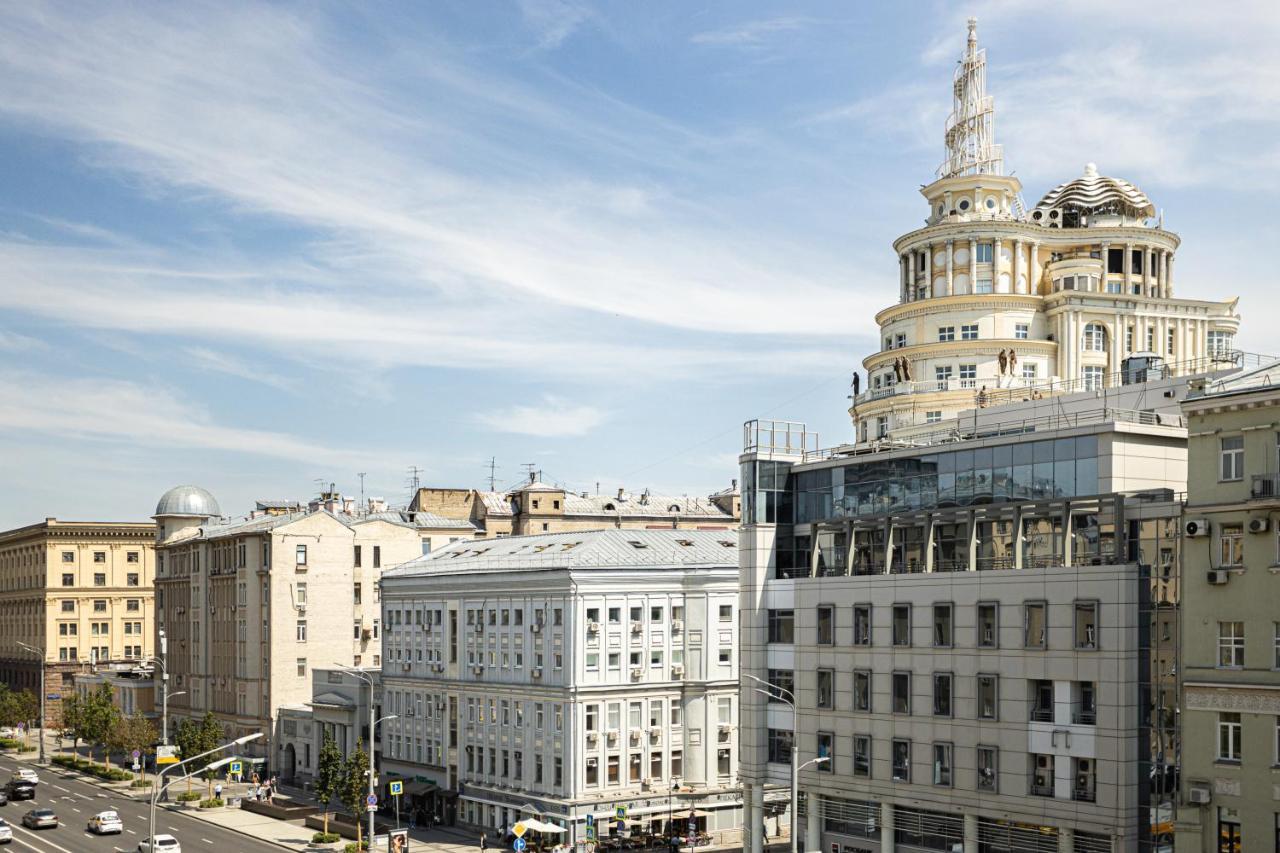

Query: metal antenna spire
left=485, top=457, right=499, bottom=492
left=357, top=472, right=366, bottom=509
left=938, top=17, right=1004, bottom=179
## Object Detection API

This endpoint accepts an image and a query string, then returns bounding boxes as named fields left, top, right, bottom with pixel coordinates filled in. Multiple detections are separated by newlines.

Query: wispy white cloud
left=0, top=329, right=45, bottom=352
left=0, top=368, right=392, bottom=468
left=517, top=0, right=592, bottom=49
left=474, top=395, right=608, bottom=437
left=690, top=17, right=811, bottom=47
left=183, top=347, right=296, bottom=392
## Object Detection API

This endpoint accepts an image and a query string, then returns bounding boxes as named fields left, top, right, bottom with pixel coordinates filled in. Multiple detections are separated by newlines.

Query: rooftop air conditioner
left=606, top=729, right=619, bottom=743
left=472, top=665, right=484, bottom=675
left=1249, top=517, right=1271, bottom=534
left=671, top=664, right=684, bottom=678
left=587, top=621, right=601, bottom=634
left=531, top=667, right=543, bottom=679
left=671, top=619, right=684, bottom=632
left=474, top=623, right=484, bottom=633
left=586, top=731, right=598, bottom=743
left=1188, top=785, right=1211, bottom=805
left=530, top=623, right=542, bottom=634
left=1207, top=570, right=1229, bottom=585
left=402, top=663, right=411, bottom=672
left=1184, top=518, right=1209, bottom=537
left=630, top=667, right=643, bottom=679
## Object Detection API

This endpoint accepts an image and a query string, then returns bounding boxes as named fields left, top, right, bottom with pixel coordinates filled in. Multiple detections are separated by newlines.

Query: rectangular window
left=977, top=603, right=997, bottom=647
left=1208, top=330, right=1233, bottom=356
left=1015, top=323, right=1029, bottom=340
left=60, top=600, right=74, bottom=612
left=1219, top=712, right=1242, bottom=761
left=93, top=572, right=106, bottom=586
left=933, top=743, right=953, bottom=786
left=853, top=735, right=871, bottom=778
left=650, top=605, right=663, bottom=623
left=960, top=323, right=979, bottom=340
left=1221, top=436, right=1245, bottom=481
left=816, top=732, right=833, bottom=770
left=932, top=604, right=952, bottom=647
left=296, top=620, right=307, bottom=642
left=1024, top=602, right=1047, bottom=648
left=891, top=740, right=911, bottom=782
left=1220, top=524, right=1244, bottom=567
left=933, top=673, right=952, bottom=717
left=767, top=609, right=795, bottom=644
left=816, top=605, right=834, bottom=645
left=892, top=671, right=910, bottom=714
left=925, top=410, right=942, bottom=424
left=853, top=670, right=871, bottom=712
left=976, top=242, right=993, bottom=263
left=1167, top=327, right=1175, bottom=355
left=354, top=545, right=361, bottom=567
left=1074, top=601, right=1098, bottom=649
left=853, top=604, right=871, bottom=645
left=373, top=545, right=381, bottom=568
left=766, top=729, right=794, bottom=764
left=895, top=333, right=907, bottom=349
left=816, top=669, right=834, bottom=710
left=938, top=326, right=955, bottom=342
left=977, top=746, right=998, bottom=792
left=977, top=674, right=998, bottom=720
left=935, top=365, right=953, bottom=382
left=1022, top=363, right=1038, bottom=380
left=127, top=572, right=139, bottom=586
left=892, top=604, right=910, bottom=646
left=670, top=750, right=682, bottom=778
left=1274, top=623, right=1280, bottom=670
left=62, top=551, right=74, bottom=563
left=1082, top=365, right=1104, bottom=391
left=974, top=278, right=993, bottom=294
left=296, top=545, right=307, bottom=565
left=765, top=670, right=794, bottom=704
left=1219, top=622, right=1245, bottom=668
left=296, top=658, right=306, bottom=677
left=719, top=603, right=733, bottom=622
left=959, top=364, right=977, bottom=387
left=61, top=573, right=74, bottom=587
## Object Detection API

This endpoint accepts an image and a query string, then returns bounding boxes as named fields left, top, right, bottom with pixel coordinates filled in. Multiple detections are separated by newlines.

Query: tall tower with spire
left=939, top=17, right=1003, bottom=179
left=847, top=18, right=1239, bottom=445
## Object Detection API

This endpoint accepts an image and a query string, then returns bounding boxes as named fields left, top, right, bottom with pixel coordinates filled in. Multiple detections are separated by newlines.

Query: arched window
left=1083, top=323, right=1107, bottom=352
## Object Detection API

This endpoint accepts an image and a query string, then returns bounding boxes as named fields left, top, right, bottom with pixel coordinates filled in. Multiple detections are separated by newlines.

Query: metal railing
left=1030, top=708, right=1054, bottom=723
left=1073, top=710, right=1097, bottom=725
left=1029, top=782, right=1055, bottom=798
left=1073, top=786, right=1096, bottom=803
left=1251, top=474, right=1280, bottom=500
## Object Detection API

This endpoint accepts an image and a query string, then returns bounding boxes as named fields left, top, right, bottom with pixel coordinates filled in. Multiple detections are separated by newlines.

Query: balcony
left=1073, top=786, right=1096, bottom=803
left=1030, top=708, right=1054, bottom=723
left=1073, top=710, right=1097, bottom=726
left=1251, top=474, right=1280, bottom=500
left=1030, top=782, right=1055, bottom=798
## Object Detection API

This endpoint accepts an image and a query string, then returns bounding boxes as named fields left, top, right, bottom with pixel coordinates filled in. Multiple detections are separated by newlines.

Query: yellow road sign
left=512, top=821, right=527, bottom=838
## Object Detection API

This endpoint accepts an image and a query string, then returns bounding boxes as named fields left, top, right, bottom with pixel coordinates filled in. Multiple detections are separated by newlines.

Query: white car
left=0, top=728, right=15, bottom=739
left=88, top=810, right=123, bottom=834
left=0, top=817, right=12, bottom=844
left=138, top=834, right=182, bottom=853
left=9, top=769, right=37, bottom=785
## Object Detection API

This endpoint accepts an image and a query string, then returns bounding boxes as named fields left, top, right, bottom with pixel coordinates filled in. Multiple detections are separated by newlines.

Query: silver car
left=21, top=808, right=57, bottom=829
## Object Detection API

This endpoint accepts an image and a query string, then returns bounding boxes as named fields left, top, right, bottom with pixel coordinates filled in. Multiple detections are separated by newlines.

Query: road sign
left=584, top=826, right=596, bottom=842
left=229, top=761, right=243, bottom=775
left=389, top=780, right=403, bottom=796
left=367, top=793, right=378, bottom=807
left=513, top=839, right=527, bottom=852
left=615, top=806, right=626, bottom=820
left=132, top=762, right=140, bottom=771
left=46, top=694, right=60, bottom=701
left=132, top=750, right=141, bottom=759
left=156, top=745, right=179, bottom=765
left=585, top=814, right=595, bottom=827
left=615, top=821, right=625, bottom=835
left=512, top=822, right=527, bottom=838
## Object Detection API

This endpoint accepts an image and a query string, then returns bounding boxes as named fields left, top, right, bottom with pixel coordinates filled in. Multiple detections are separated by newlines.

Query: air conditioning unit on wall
left=1184, top=518, right=1209, bottom=537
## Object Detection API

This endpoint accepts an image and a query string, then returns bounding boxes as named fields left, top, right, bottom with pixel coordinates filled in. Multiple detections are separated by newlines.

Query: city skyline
left=2, top=1, right=1278, bottom=527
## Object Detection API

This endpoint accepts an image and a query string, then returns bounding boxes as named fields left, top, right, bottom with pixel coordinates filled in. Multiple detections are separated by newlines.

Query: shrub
left=0, top=737, right=23, bottom=749
left=176, top=791, right=202, bottom=803
left=198, top=797, right=224, bottom=809
left=311, top=832, right=342, bottom=844
left=343, top=844, right=368, bottom=853
left=131, top=779, right=151, bottom=789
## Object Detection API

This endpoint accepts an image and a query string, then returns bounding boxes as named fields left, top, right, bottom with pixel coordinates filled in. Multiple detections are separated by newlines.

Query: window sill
left=1214, top=760, right=1241, bottom=767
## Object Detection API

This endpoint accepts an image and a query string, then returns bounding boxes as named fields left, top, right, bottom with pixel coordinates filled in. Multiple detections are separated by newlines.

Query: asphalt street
left=0, top=754, right=283, bottom=853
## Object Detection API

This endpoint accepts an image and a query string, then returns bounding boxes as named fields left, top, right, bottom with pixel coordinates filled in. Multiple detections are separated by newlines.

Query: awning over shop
left=402, top=781, right=439, bottom=797
left=520, top=818, right=567, bottom=834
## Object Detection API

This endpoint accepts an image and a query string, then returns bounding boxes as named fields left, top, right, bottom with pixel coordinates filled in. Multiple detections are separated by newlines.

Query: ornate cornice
left=1185, top=684, right=1280, bottom=714
left=876, top=294, right=1043, bottom=325
left=893, top=220, right=1181, bottom=255
left=864, top=339, right=1056, bottom=371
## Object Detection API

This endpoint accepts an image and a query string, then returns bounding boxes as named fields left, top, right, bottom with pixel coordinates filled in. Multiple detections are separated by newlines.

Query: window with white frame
left=1218, top=622, right=1245, bottom=668
left=1022, top=363, right=1038, bottom=380
left=1208, top=330, right=1234, bottom=356
left=1083, top=323, right=1107, bottom=351
left=960, top=324, right=979, bottom=340
left=1015, top=323, right=1029, bottom=340
left=938, top=326, right=955, bottom=342
left=959, top=364, right=977, bottom=388
left=1218, top=712, right=1241, bottom=761
left=1082, top=366, right=1104, bottom=391
left=1220, top=436, right=1244, bottom=481
left=925, top=411, right=942, bottom=424
left=1220, top=524, right=1243, bottom=566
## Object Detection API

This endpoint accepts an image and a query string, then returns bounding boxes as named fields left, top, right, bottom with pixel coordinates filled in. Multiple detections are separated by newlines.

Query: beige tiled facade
left=1175, top=364, right=1280, bottom=853
left=0, top=518, right=155, bottom=725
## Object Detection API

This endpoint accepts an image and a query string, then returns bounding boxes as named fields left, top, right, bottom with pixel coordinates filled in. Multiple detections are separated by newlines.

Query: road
left=0, top=754, right=283, bottom=853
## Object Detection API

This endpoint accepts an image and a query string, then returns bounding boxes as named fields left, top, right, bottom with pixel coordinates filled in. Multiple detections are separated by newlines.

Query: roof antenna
left=358, top=472, right=366, bottom=509
left=485, top=457, right=499, bottom=492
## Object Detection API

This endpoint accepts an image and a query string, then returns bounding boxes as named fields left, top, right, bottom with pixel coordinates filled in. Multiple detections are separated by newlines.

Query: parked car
left=21, top=808, right=57, bottom=829
left=138, top=834, right=182, bottom=853
left=3, top=783, right=34, bottom=802
left=0, top=728, right=16, bottom=739
left=9, top=769, right=37, bottom=785
left=88, top=810, right=123, bottom=834
left=0, top=817, right=11, bottom=844
left=0, top=790, right=7, bottom=807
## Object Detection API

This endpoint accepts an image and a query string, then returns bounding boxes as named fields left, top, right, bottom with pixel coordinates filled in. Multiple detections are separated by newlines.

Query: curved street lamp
left=149, top=731, right=263, bottom=847
left=746, top=673, right=829, bottom=853
left=336, top=663, right=393, bottom=846
left=15, top=642, right=45, bottom=764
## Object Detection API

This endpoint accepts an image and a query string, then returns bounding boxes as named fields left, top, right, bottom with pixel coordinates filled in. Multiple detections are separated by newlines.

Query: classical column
left=923, top=244, right=933, bottom=298
left=1057, top=827, right=1073, bottom=853
left=1148, top=248, right=1156, bottom=295
left=880, top=802, right=895, bottom=853
left=1099, top=241, right=1110, bottom=292
left=900, top=255, right=908, bottom=303
left=907, top=250, right=916, bottom=302
left=1013, top=238, right=1023, bottom=293
left=1168, top=253, right=1175, bottom=293
left=964, top=813, right=978, bottom=853
left=969, top=238, right=978, bottom=288
left=747, top=783, right=764, bottom=853
left=1030, top=241, right=1040, bottom=293
left=993, top=237, right=1004, bottom=292
left=805, top=792, right=821, bottom=853
left=946, top=240, right=955, bottom=296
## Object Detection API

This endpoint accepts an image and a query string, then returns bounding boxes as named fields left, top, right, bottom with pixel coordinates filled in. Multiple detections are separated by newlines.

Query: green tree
left=338, top=740, right=370, bottom=849
left=109, top=715, right=158, bottom=779
left=58, top=693, right=83, bottom=755
left=78, top=684, right=120, bottom=767
left=196, top=712, right=224, bottom=797
left=313, top=731, right=344, bottom=835
left=174, top=718, right=201, bottom=792
left=14, top=690, right=38, bottom=732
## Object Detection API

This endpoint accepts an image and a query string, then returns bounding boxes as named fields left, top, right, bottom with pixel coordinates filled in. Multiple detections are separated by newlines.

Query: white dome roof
left=1032, top=163, right=1156, bottom=223
left=155, top=485, right=221, bottom=519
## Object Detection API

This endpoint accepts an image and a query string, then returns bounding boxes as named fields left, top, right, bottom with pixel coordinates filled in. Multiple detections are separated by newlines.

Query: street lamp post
left=747, top=673, right=822, bottom=853
left=149, top=731, right=263, bottom=848
left=337, top=663, right=396, bottom=848
left=16, top=642, right=45, bottom=764
left=139, top=651, right=184, bottom=746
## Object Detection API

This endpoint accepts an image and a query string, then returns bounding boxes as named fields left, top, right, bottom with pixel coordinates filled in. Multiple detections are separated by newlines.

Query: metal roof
left=155, top=485, right=221, bottom=519
left=1033, top=164, right=1156, bottom=220
left=384, top=528, right=738, bottom=577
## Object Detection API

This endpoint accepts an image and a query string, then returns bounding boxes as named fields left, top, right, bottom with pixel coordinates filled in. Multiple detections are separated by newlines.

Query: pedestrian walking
left=214, top=782, right=223, bottom=801
left=480, top=832, right=488, bottom=853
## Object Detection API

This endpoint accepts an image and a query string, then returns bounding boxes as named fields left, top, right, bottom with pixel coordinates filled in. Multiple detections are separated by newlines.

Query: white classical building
left=851, top=18, right=1241, bottom=443
left=377, top=529, right=743, bottom=841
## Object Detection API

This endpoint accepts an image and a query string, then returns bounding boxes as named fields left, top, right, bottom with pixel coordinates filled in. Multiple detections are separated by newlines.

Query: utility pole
left=485, top=458, right=499, bottom=492
left=358, top=473, right=367, bottom=510
left=520, top=462, right=536, bottom=484
left=160, top=629, right=169, bottom=745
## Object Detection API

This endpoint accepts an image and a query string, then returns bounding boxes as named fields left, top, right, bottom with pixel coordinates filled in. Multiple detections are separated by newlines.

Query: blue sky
left=1, top=0, right=1277, bottom=527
